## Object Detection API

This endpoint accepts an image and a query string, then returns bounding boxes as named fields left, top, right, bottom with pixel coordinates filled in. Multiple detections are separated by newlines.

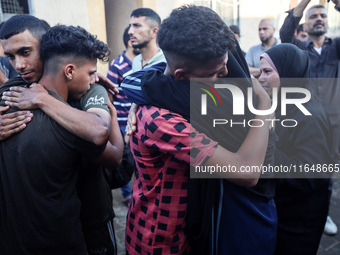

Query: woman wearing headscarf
left=259, top=43, right=334, bottom=255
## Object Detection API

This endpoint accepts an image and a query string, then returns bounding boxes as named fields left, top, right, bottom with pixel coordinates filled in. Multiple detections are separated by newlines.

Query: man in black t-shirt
left=0, top=15, right=124, bottom=255
left=0, top=24, right=119, bottom=255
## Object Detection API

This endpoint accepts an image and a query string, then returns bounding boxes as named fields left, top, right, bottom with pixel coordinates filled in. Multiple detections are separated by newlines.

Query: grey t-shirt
left=245, top=39, right=279, bottom=68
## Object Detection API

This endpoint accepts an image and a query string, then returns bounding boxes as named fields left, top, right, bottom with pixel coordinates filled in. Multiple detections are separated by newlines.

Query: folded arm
left=204, top=78, right=272, bottom=187
left=95, top=100, right=124, bottom=168
left=2, top=84, right=110, bottom=146
left=0, top=105, right=33, bottom=141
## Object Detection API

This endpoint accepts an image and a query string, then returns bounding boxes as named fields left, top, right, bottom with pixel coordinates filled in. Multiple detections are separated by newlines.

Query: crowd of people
left=0, top=0, right=339, bottom=254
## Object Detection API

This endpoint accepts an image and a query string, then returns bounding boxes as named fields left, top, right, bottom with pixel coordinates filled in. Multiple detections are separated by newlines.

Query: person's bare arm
left=204, top=78, right=272, bottom=187
left=248, top=66, right=261, bottom=78
left=124, top=103, right=139, bottom=147
left=95, top=72, right=119, bottom=95
left=95, top=100, right=124, bottom=168
left=0, top=106, right=33, bottom=141
left=293, top=0, right=311, bottom=17
left=2, top=85, right=110, bottom=146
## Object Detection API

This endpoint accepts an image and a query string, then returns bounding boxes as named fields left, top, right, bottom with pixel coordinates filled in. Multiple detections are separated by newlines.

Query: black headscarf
left=263, top=43, right=311, bottom=117
left=264, top=43, right=310, bottom=90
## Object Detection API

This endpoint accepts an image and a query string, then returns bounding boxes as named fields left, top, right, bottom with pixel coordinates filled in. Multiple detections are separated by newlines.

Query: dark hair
left=40, top=25, right=110, bottom=73
left=296, top=23, right=305, bottom=34
left=0, top=14, right=48, bottom=41
left=157, top=5, right=235, bottom=70
left=40, top=19, right=51, bottom=30
left=230, top=25, right=240, bottom=35
left=123, top=26, right=130, bottom=48
left=131, top=8, right=161, bottom=27
left=306, top=4, right=327, bottom=18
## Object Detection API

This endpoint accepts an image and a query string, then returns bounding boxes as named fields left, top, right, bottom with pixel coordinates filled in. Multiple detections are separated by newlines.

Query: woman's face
left=258, top=58, right=280, bottom=98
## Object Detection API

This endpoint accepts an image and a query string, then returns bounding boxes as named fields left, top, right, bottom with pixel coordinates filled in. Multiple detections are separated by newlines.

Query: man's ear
left=174, top=68, right=189, bottom=81
left=151, top=27, right=158, bottom=38
left=64, top=64, right=75, bottom=81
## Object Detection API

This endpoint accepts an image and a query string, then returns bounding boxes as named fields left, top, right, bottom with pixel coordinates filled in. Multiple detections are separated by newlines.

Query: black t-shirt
left=0, top=78, right=106, bottom=255
left=70, top=84, right=115, bottom=229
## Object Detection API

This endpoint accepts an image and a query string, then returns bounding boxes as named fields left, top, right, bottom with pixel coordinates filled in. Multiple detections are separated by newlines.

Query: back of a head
left=158, top=5, right=235, bottom=69
left=230, top=25, right=240, bottom=36
left=0, top=14, right=48, bottom=41
left=40, top=25, right=110, bottom=73
left=131, top=8, right=161, bottom=27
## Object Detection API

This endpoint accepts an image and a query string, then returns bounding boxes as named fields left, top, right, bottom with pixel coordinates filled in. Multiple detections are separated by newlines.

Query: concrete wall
left=22, top=0, right=339, bottom=74
left=238, top=0, right=290, bottom=52
left=104, top=0, right=136, bottom=64
left=30, top=0, right=108, bottom=74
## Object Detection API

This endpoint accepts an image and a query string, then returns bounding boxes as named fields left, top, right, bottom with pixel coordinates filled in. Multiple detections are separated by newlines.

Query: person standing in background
left=295, top=23, right=308, bottom=41
left=280, top=0, right=340, bottom=236
left=128, top=8, right=166, bottom=72
left=245, top=18, right=279, bottom=78
left=229, top=24, right=246, bottom=56
left=107, top=26, right=140, bottom=206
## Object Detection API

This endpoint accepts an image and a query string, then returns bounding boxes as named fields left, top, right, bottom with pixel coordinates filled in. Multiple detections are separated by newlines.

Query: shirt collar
left=306, top=36, right=332, bottom=48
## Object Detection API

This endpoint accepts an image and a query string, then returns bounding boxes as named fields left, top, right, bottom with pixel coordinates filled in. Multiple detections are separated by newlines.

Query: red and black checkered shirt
left=126, top=106, right=218, bottom=254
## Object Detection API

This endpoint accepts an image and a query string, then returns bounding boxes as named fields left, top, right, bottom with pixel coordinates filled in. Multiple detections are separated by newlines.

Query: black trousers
left=83, top=218, right=117, bottom=255
left=274, top=180, right=329, bottom=255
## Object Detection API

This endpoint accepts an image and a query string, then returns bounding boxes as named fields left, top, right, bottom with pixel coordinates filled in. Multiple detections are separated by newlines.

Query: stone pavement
left=112, top=178, right=340, bottom=255
left=318, top=177, right=340, bottom=255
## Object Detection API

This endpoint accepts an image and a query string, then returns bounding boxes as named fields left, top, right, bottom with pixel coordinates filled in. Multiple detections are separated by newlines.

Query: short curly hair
left=40, top=25, right=110, bottom=73
left=157, top=5, right=235, bottom=70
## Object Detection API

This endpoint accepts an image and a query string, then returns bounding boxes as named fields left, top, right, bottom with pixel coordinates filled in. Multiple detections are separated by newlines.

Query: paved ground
left=318, top=177, right=340, bottom=255
left=112, top=178, right=340, bottom=255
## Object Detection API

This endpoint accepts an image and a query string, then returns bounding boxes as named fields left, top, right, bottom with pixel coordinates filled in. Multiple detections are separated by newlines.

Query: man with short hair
left=229, top=24, right=246, bottom=55
left=0, top=15, right=123, bottom=255
left=245, top=18, right=279, bottom=77
left=122, top=5, right=277, bottom=255
left=280, top=0, right=340, bottom=236
left=128, top=8, right=166, bottom=71
left=295, top=23, right=308, bottom=41
left=107, top=26, right=140, bottom=207
left=0, top=24, right=115, bottom=255
left=280, top=0, right=340, bottom=162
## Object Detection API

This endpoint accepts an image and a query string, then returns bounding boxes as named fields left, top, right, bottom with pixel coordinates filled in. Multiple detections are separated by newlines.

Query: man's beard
left=307, top=21, right=327, bottom=36
left=309, top=30, right=326, bottom=36
left=261, top=36, right=271, bottom=44
left=132, top=40, right=148, bottom=50
left=133, top=48, right=141, bottom=55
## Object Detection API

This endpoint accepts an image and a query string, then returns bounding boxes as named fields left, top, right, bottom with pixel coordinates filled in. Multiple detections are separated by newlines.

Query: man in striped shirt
left=107, top=27, right=140, bottom=206
left=107, top=27, right=139, bottom=132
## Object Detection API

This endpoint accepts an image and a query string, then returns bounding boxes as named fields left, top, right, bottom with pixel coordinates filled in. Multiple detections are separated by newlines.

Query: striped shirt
left=107, top=51, right=133, bottom=127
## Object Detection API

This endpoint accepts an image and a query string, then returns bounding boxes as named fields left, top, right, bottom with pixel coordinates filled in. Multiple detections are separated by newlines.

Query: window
left=193, top=0, right=240, bottom=26
left=0, top=0, right=29, bottom=21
